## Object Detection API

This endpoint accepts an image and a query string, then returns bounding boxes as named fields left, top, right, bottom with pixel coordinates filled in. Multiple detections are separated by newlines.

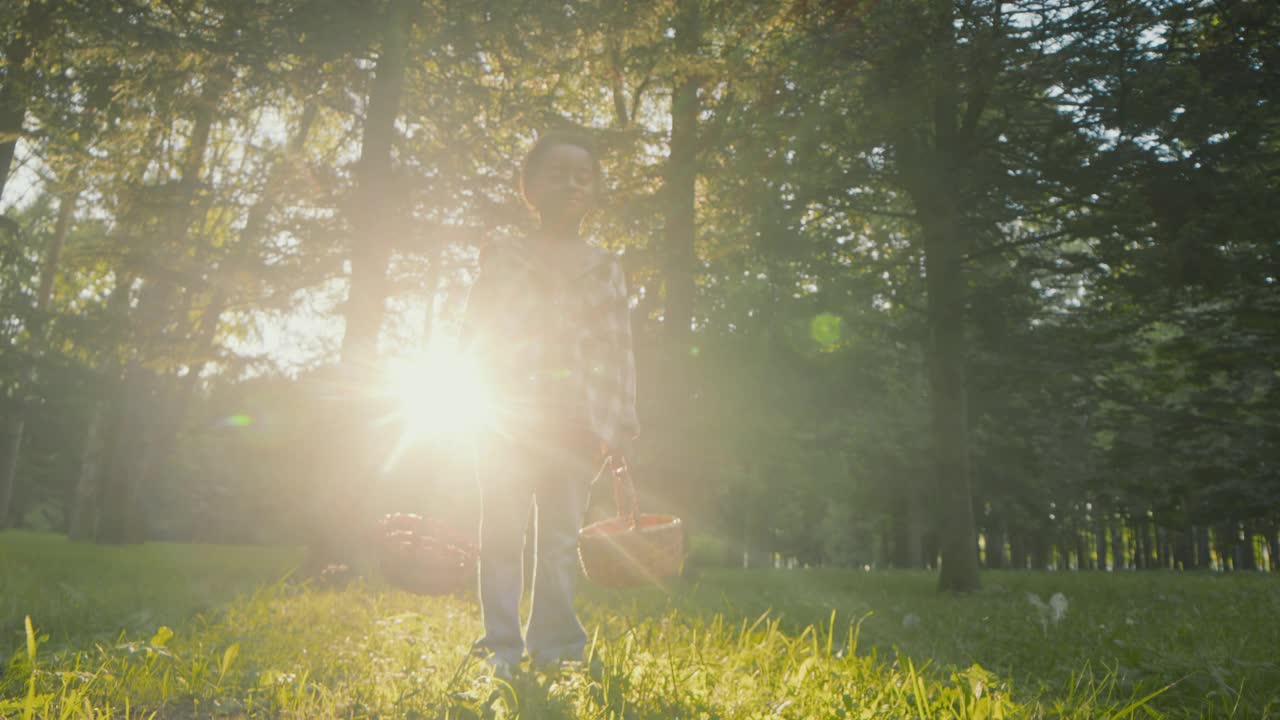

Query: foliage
left=0, top=0, right=1278, bottom=573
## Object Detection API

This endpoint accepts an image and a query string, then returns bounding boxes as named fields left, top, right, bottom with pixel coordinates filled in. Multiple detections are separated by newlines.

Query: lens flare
left=219, top=414, right=253, bottom=428
left=382, top=343, right=497, bottom=442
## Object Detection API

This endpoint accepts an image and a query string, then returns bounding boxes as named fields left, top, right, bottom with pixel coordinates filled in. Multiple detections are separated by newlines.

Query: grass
left=1, top=531, right=1277, bottom=718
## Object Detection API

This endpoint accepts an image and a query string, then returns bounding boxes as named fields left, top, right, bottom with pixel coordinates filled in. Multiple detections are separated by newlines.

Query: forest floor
left=1, top=530, right=1277, bottom=719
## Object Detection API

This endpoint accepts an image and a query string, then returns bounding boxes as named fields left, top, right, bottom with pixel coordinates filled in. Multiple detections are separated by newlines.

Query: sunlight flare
left=381, top=343, right=497, bottom=443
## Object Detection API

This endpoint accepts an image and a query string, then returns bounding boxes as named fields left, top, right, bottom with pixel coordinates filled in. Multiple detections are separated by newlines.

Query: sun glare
left=382, top=343, right=497, bottom=443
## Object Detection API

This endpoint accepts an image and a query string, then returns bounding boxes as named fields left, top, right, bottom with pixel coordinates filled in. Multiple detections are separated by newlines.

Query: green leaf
left=151, top=625, right=174, bottom=648
left=24, top=615, right=35, bottom=663
left=220, top=642, right=240, bottom=679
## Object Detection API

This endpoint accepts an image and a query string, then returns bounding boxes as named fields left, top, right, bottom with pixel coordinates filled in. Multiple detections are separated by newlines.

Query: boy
left=459, top=129, right=641, bottom=679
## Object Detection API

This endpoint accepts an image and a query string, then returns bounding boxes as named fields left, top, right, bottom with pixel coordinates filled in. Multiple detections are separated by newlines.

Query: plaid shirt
left=458, top=235, right=641, bottom=455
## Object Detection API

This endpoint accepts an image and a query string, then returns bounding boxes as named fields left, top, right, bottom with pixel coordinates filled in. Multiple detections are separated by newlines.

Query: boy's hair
left=519, top=129, right=604, bottom=210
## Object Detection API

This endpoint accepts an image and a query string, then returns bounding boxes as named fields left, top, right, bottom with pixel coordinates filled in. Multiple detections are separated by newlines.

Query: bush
left=686, top=532, right=734, bottom=570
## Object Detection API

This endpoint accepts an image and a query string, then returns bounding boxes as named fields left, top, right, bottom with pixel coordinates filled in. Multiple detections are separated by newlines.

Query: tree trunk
left=97, top=361, right=158, bottom=543
left=1173, top=527, right=1193, bottom=570
left=0, top=183, right=77, bottom=528
left=1143, top=519, right=1154, bottom=568
left=140, top=102, right=319, bottom=512
left=0, top=3, right=53, bottom=200
left=1008, top=529, right=1027, bottom=570
left=1133, top=518, right=1147, bottom=569
left=898, top=0, right=980, bottom=593
left=1162, top=527, right=1171, bottom=568
left=0, top=91, right=24, bottom=201
left=338, top=0, right=412, bottom=368
left=1074, top=522, right=1090, bottom=570
left=1163, top=528, right=1172, bottom=569
left=663, top=0, right=699, bottom=352
left=1212, top=524, right=1232, bottom=570
left=920, top=201, right=979, bottom=588
left=986, top=511, right=1006, bottom=570
left=0, top=421, right=22, bottom=527
left=1095, top=517, right=1108, bottom=570
left=655, top=0, right=702, bottom=529
left=1193, top=525, right=1211, bottom=570
left=1237, top=523, right=1257, bottom=571
left=921, top=529, right=941, bottom=570
left=890, top=472, right=926, bottom=568
left=1151, top=523, right=1164, bottom=568
left=1030, top=531, right=1048, bottom=571
left=67, top=402, right=104, bottom=541
left=307, top=0, right=414, bottom=573
left=97, top=74, right=223, bottom=543
left=1112, top=521, right=1128, bottom=570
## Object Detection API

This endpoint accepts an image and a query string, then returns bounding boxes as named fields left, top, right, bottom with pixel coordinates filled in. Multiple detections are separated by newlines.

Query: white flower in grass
left=1048, top=592, right=1068, bottom=623
left=1026, top=592, right=1069, bottom=635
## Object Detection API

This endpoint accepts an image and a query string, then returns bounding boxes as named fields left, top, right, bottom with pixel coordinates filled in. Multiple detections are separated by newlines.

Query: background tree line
left=1, top=0, right=1276, bottom=590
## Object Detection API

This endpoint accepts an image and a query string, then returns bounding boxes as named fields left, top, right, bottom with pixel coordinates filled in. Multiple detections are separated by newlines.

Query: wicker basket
left=578, top=456, right=684, bottom=587
left=376, top=513, right=476, bottom=595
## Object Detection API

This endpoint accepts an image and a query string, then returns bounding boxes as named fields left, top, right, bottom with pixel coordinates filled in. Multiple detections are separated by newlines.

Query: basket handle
left=608, top=455, right=640, bottom=529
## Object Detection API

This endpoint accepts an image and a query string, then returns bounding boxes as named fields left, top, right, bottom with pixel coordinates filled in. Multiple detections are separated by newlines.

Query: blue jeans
left=472, top=420, right=600, bottom=666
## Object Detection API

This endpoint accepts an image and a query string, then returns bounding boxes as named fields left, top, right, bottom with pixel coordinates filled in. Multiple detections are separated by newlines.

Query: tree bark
left=96, top=361, right=157, bottom=543
left=1158, top=523, right=1170, bottom=568
left=0, top=183, right=77, bottom=528
left=306, top=0, right=414, bottom=572
left=339, top=0, right=412, bottom=368
left=0, top=2, right=53, bottom=200
left=662, top=0, right=699, bottom=356
left=97, top=74, right=223, bottom=543
left=1133, top=518, right=1148, bottom=569
left=890, top=469, right=926, bottom=568
left=1095, top=517, right=1109, bottom=570
left=1212, top=524, right=1232, bottom=570
left=1111, top=520, right=1127, bottom=570
left=1236, top=523, right=1257, bottom=571
left=1151, top=523, right=1163, bottom=568
left=1173, top=527, right=1193, bottom=570
left=67, top=402, right=104, bottom=541
left=140, top=102, right=319, bottom=512
left=0, top=419, right=22, bottom=527
left=921, top=529, right=941, bottom=570
left=985, top=512, right=1006, bottom=569
left=1074, top=522, right=1090, bottom=570
left=1008, top=529, right=1027, bottom=570
left=1158, top=525, right=1173, bottom=569
left=919, top=200, right=979, bottom=587
left=655, top=0, right=702, bottom=529
left=903, top=0, right=980, bottom=593
left=1029, top=531, right=1048, bottom=571
left=1193, top=524, right=1211, bottom=570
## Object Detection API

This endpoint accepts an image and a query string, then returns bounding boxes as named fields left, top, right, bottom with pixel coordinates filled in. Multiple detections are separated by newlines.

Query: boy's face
left=528, top=143, right=597, bottom=223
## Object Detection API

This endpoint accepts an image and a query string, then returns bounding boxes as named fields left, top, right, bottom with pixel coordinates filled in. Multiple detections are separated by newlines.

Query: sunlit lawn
left=2, top=530, right=1277, bottom=718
